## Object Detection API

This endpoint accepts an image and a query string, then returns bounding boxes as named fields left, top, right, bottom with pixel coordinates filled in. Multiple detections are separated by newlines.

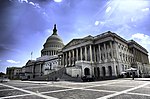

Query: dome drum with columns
left=41, top=24, right=64, bottom=56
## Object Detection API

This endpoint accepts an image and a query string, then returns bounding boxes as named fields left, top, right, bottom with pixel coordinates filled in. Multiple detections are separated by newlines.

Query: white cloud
left=95, top=21, right=100, bottom=26
left=131, top=33, right=150, bottom=49
left=29, top=2, right=34, bottom=5
left=7, top=60, right=20, bottom=64
left=131, top=33, right=149, bottom=40
left=106, top=6, right=111, bottom=13
left=45, top=29, right=53, bottom=36
left=95, top=20, right=106, bottom=26
left=19, top=0, right=28, bottom=3
left=141, top=8, right=149, bottom=12
left=54, top=0, right=62, bottom=3
left=100, top=21, right=105, bottom=25
left=18, top=0, right=40, bottom=8
left=29, top=2, right=40, bottom=8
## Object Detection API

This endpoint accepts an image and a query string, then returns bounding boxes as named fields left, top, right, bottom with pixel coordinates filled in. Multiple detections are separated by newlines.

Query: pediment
left=25, top=60, right=35, bottom=66
left=63, top=39, right=87, bottom=49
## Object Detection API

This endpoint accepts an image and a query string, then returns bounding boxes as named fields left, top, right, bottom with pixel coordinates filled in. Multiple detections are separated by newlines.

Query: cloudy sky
left=0, top=0, right=150, bottom=73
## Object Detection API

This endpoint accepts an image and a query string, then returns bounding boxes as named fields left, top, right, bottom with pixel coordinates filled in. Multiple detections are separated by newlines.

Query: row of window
left=45, top=44, right=62, bottom=48
left=42, top=51, right=58, bottom=56
left=44, top=61, right=58, bottom=66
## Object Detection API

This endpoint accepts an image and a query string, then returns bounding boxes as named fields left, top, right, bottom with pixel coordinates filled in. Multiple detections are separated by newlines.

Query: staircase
left=60, top=73, right=82, bottom=82
left=30, top=67, right=65, bottom=81
left=29, top=67, right=82, bottom=82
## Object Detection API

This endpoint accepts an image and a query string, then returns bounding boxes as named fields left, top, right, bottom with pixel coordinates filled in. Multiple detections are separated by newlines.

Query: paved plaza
left=1, top=78, right=150, bottom=99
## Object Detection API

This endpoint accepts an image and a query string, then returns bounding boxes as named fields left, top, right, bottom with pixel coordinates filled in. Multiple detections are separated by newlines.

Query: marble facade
left=59, top=31, right=150, bottom=78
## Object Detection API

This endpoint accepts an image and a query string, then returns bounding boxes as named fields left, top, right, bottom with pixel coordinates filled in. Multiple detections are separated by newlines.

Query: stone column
left=66, top=52, right=68, bottom=67
left=104, top=43, right=107, bottom=60
left=93, top=46, right=96, bottom=62
left=85, top=46, right=87, bottom=61
left=76, top=48, right=78, bottom=61
left=80, top=47, right=82, bottom=61
left=50, top=51, right=51, bottom=56
left=48, top=51, right=50, bottom=55
left=69, top=51, right=71, bottom=66
left=141, top=53, right=144, bottom=63
left=61, top=53, right=65, bottom=65
left=98, top=44, right=101, bottom=62
left=90, top=45, right=93, bottom=62
left=72, top=49, right=75, bottom=65
left=63, top=53, right=65, bottom=66
left=115, top=42, right=119, bottom=60
left=110, top=41, right=113, bottom=59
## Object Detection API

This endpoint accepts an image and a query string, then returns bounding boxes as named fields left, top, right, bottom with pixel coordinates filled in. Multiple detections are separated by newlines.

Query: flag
left=31, top=52, right=33, bottom=55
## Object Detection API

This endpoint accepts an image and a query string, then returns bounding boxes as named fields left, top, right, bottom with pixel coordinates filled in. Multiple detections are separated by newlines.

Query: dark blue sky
left=0, top=0, right=150, bottom=73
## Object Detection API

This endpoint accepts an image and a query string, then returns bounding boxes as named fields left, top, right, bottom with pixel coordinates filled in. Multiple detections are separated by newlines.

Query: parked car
left=81, top=75, right=94, bottom=82
left=0, top=77, right=10, bottom=82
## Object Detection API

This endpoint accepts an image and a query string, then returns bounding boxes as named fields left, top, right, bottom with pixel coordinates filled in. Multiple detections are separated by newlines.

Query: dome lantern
left=41, top=24, right=64, bottom=56
left=52, top=24, right=57, bottom=35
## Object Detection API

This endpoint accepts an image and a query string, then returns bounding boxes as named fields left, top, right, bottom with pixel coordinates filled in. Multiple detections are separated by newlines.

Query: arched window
left=97, top=67, right=100, bottom=77
left=116, top=65, right=118, bottom=75
left=108, top=66, right=112, bottom=76
left=102, top=67, right=106, bottom=76
left=84, top=68, right=90, bottom=75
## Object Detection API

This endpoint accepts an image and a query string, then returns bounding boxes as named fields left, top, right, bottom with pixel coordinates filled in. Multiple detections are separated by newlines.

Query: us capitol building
left=9, top=24, right=150, bottom=80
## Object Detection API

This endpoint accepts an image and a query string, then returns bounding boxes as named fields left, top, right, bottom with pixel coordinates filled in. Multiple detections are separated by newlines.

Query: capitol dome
left=41, top=24, right=64, bottom=56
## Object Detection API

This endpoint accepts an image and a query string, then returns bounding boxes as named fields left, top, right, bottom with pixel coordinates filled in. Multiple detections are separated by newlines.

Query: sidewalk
left=21, top=80, right=51, bottom=84
left=122, top=78, right=150, bottom=81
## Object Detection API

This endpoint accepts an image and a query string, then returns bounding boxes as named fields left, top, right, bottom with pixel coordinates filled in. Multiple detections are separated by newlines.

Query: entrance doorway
left=84, top=68, right=90, bottom=75
left=102, top=67, right=106, bottom=76
left=108, top=66, right=112, bottom=76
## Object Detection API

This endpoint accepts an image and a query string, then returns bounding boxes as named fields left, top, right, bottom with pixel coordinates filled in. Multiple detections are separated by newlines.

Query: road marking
left=83, top=80, right=124, bottom=89
left=97, top=82, right=150, bottom=99
left=1, top=94, right=31, bottom=99
left=81, top=88, right=117, bottom=93
left=127, top=92, right=150, bottom=97
left=41, top=88, right=76, bottom=94
left=106, top=84, right=135, bottom=88
left=0, top=83, right=58, bottom=99
left=23, top=85, right=48, bottom=89
left=0, top=88, right=15, bottom=91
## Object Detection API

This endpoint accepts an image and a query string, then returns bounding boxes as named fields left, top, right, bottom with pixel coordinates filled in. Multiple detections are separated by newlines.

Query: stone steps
left=29, top=67, right=83, bottom=82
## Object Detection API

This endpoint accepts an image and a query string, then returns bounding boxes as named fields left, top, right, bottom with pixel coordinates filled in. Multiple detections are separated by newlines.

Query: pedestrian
left=132, top=72, right=135, bottom=80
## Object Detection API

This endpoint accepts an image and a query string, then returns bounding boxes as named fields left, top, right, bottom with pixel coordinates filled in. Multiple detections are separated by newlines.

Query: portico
left=60, top=31, right=150, bottom=78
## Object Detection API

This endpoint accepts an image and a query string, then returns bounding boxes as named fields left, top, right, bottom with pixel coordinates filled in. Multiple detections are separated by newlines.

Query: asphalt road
left=1, top=78, right=150, bottom=99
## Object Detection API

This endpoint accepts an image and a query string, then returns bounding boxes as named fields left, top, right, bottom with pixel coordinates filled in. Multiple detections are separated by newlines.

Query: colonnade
left=42, top=50, right=58, bottom=56
left=133, top=48, right=149, bottom=64
left=60, top=41, right=115, bottom=67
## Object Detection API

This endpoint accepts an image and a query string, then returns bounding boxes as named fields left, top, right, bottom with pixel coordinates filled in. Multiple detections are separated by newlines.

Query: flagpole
left=31, top=52, right=33, bottom=60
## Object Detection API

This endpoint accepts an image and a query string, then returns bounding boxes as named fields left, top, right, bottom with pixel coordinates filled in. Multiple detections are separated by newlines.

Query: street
left=1, top=78, right=150, bottom=99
